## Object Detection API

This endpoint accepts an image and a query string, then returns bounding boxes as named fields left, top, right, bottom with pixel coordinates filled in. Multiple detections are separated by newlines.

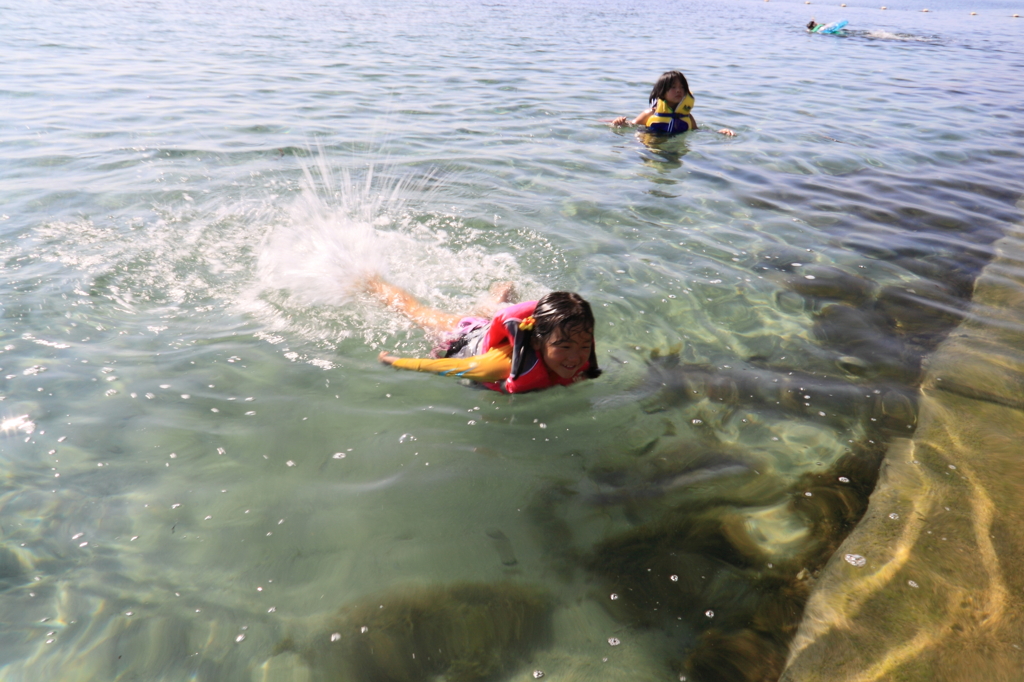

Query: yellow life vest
left=644, top=93, right=696, bottom=135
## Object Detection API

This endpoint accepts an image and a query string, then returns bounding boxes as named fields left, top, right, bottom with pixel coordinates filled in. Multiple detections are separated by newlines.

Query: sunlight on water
left=1, top=0, right=1023, bottom=679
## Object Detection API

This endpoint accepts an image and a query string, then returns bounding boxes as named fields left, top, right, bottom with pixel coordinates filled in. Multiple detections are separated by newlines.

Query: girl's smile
left=535, top=330, right=593, bottom=380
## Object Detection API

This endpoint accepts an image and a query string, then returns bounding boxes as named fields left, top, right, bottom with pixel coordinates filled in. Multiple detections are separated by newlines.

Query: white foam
left=251, top=150, right=543, bottom=351
left=862, top=29, right=934, bottom=42
left=256, top=174, right=392, bottom=308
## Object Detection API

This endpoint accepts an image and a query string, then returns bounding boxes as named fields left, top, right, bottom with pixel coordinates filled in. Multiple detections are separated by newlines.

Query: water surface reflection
left=1, top=0, right=1024, bottom=679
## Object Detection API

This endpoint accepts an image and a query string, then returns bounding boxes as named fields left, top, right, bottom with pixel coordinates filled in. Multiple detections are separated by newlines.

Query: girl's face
left=533, top=328, right=593, bottom=380
left=665, top=79, right=686, bottom=106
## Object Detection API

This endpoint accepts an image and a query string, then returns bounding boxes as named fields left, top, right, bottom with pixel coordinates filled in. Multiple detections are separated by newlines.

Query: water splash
left=255, top=152, right=409, bottom=308
left=859, top=29, right=938, bottom=42
left=252, top=149, right=541, bottom=351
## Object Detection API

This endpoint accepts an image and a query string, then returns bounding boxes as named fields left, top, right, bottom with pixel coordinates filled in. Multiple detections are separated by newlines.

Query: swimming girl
left=807, top=19, right=849, bottom=34
left=612, top=70, right=735, bottom=137
left=368, top=278, right=601, bottom=394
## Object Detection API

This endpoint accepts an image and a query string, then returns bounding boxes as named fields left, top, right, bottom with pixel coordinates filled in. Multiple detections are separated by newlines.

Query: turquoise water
left=2, top=0, right=1023, bottom=679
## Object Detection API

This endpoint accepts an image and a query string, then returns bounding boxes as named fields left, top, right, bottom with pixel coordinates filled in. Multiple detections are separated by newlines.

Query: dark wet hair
left=530, top=292, right=602, bottom=379
left=649, top=70, right=691, bottom=107
left=806, top=19, right=818, bottom=30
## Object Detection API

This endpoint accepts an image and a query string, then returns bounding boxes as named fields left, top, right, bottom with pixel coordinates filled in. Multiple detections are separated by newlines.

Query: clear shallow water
left=1, top=0, right=1023, bottom=679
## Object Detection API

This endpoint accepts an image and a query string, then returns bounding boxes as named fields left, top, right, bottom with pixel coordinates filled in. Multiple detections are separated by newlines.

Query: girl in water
left=368, top=278, right=601, bottom=394
left=612, top=70, right=735, bottom=137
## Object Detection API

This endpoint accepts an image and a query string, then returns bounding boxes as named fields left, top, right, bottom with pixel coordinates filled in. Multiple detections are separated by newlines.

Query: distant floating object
left=841, top=3, right=846, bottom=5
left=881, top=5, right=887, bottom=9
left=921, top=8, right=929, bottom=11
left=1014, top=13, right=1020, bottom=17
left=970, top=11, right=976, bottom=14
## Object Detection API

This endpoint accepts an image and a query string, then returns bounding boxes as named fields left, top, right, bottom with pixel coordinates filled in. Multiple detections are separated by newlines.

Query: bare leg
left=470, top=281, right=519, bottom=317
left=364, top=276, right=464, bottom=335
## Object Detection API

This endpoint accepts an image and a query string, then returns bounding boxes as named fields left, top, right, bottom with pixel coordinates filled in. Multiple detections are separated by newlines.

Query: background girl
left=368, top=278, right=601, bottom=394
left=612, top=70, right=735, bottom=136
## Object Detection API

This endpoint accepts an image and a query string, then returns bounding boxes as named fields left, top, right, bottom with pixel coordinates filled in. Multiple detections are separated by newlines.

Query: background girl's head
left=649, top=70, right=690, bottom=106
left=530, top=292, right=602, bottom=379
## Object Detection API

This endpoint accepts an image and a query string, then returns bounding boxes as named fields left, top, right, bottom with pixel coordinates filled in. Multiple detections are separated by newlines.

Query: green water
left=1, top=0, right=1023, bottom=679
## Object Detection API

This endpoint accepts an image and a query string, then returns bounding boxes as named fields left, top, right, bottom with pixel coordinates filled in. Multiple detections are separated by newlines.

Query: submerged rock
left=637, top=352, right=918, bottom=436
left=577, top=438, right=887, bottom=682
left=812, top=304, right=923, bottom=383
left=525, top=483, right=580, bottom=581
left=585, top=460, right=753, bottom=508
left=682, top=628, right=787, bottom=682
left=282, top=582, right=552, bottom=682
left=0, top=546, right=27, bottom=590
left=874, top=280, right=967, bottom=342
left=777, top=265, right=877, bottom=307
left=780, top=222, right=1024, bottom=681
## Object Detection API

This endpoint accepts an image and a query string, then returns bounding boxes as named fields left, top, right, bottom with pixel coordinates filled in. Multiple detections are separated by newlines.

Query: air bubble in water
left=705, top=610, right=714, bottom=618
left=533, top=671, right=545, bottom=679
left=670, top=575, right=679, bottom=582
left=844, top=554, right=866, bottom=567
left=889, top=513, right=899, bottom=520
left=610, top=593, right=618, bottom=600
left=608, top=637, right=620, bottom=646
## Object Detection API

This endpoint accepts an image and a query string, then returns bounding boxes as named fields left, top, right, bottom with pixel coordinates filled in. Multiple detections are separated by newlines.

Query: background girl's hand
left=718, top=128, right=736, bottom=136
left=611, top=116, right=629, bottom=127
left=378, top=351, right=398, bottom=365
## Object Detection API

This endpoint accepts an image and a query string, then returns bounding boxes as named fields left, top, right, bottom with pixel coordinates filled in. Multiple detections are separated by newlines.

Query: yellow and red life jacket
left=481, top=300, right=590, bottom=394
left=643, top=93, right=696, bottom=135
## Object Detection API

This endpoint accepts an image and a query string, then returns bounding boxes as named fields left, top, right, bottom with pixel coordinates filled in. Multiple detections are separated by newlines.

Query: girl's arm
left=378, top=345, right=512, bottom=383
left=611, top=108, right=655, bottom=127
left=692, top=115, right=736, bottom=136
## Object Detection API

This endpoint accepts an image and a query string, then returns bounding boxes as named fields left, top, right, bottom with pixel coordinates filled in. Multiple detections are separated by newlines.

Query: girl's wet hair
left=649, top=70, right=690, bottom=107
left=531, top=292, right=602, bottom=379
